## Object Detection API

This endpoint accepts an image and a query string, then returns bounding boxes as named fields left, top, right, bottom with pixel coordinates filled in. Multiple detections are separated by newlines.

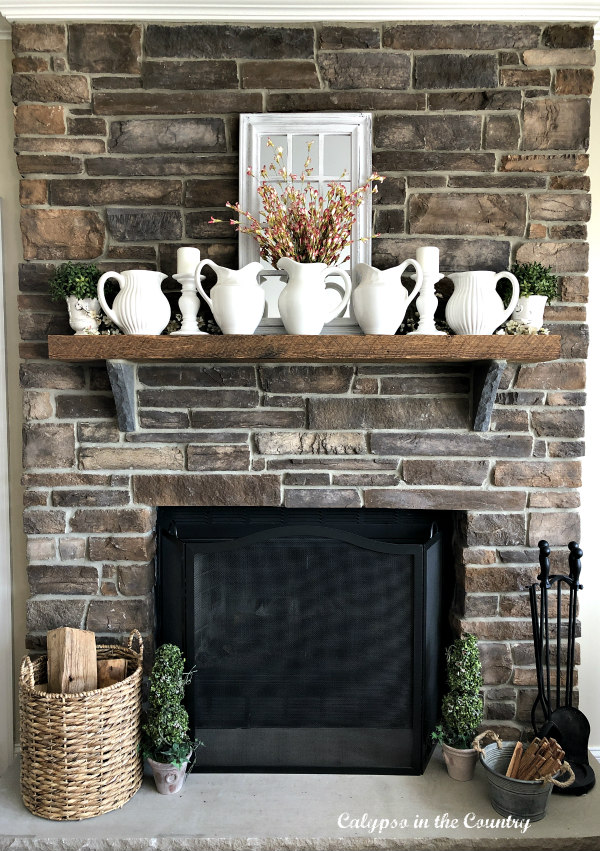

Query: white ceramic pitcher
left=353, top=260, right=423, bottom=335
left=195, top=260, right=265, bottom=334
left=276, top=258, right=352, bottom=335
left=445, top=270, right=519, bottom=335
left=97, top=270, right=171, bottom=335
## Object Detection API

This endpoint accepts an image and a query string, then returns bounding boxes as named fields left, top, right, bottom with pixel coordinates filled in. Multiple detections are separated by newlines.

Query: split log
left=97, top=658, right=127, bottom=688
left=47, top=627, right=97, bottom=694
left=506, top=742, right=523, bottom=778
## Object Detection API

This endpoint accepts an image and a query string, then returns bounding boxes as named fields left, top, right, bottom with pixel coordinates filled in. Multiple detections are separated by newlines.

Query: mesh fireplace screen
left=157, top=508, right=447, bottom=773
left=193, top=539, right=413, bottom=729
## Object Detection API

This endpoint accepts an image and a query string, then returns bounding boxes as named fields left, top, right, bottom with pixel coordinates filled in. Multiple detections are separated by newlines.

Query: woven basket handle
left=543, top=760, right=575, bottom=788
left=472, top=730, right=503, bottom=753
left=20, top=656, right=35, bottom=688
left=128, top=629, right=144, bottom=659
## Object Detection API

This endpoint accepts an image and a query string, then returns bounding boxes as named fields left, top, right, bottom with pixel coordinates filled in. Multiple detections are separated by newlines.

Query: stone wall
left=12, top=21, right=592, bottom=735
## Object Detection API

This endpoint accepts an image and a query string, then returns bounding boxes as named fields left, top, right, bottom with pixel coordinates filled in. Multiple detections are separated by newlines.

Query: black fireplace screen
left=157, top=508, right=448, bottom=774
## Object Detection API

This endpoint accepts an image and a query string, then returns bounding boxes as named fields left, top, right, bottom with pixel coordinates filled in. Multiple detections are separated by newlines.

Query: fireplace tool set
left=529, top=540, right=595, bottom=795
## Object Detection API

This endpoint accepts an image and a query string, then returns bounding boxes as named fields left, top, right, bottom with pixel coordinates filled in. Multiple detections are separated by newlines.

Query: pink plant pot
left=147, top=754, right=190, bottom=795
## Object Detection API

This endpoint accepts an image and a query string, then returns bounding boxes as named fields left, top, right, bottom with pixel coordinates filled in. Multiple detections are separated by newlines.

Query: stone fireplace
left=13, top=20, right=590, bottom=740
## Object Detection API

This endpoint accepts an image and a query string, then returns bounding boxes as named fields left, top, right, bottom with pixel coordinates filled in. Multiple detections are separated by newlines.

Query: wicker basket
left=19, top=629, right=144, bottom=821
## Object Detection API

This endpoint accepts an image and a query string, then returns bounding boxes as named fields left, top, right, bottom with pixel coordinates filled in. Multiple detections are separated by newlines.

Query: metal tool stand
left=529, top=540, right=595, bottom=795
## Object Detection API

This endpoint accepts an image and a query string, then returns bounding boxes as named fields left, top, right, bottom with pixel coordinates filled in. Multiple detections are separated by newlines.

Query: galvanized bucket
left=473, top=733, right=575, bottom=823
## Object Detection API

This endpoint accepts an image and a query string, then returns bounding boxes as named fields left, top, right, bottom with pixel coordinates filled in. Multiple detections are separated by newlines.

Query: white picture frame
left=238, top=113, right=373, bottom=334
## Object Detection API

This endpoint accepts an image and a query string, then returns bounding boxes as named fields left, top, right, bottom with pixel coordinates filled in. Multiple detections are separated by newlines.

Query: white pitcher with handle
left=446, top=270, right=520, bottom=335
left=353, top=260, right=423, bottom=335
left=276, top=258, right=352, bottom=335
left=97, top=270, right=171, bottom=335
left=195, top=260, right=265, bottom=334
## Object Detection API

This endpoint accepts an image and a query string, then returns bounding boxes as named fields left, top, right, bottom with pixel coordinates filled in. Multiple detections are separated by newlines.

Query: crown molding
left=1, top=3, right=599, bottom=40
left=0, top=1, right=599, bottom=27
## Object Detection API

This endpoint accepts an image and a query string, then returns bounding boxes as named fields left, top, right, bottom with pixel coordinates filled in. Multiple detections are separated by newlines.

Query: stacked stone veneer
left=13, top=21, right=591, bottom=734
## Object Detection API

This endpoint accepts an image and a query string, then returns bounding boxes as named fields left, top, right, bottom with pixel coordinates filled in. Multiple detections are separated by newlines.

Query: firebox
left=156, top=507, right=453, bottom=774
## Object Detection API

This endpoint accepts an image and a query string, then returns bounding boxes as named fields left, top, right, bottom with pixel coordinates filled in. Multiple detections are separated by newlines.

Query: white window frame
left=238, top=112, right=373, bottom=334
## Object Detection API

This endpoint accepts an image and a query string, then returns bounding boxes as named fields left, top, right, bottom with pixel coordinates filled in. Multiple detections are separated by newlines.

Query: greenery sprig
left=511, top=261, right=558, bottom=302
left=432, top=634, right=483, bottom=750
left=141, top=644, right=200, bottom=768
left=48, top=262, right=102, bottom=302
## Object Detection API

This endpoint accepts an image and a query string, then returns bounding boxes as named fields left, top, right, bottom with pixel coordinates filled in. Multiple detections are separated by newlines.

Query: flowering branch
left=211, top=139, right=384, bottom=267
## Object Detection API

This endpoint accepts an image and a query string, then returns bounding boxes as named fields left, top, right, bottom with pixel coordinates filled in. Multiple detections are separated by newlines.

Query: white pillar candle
left=177, top=246, right=201, bottom=275
left=416, top=246, right=439, bottom=277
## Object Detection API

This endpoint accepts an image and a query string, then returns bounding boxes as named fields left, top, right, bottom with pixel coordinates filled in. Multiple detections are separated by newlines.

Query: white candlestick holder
left=408, top=271, right=447, bottom=335
left=171, top=272, right=208, bottom=335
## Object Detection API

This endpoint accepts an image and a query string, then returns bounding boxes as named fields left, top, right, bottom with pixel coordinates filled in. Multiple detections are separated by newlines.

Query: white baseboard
left=590, top=747, right=600, bottom=763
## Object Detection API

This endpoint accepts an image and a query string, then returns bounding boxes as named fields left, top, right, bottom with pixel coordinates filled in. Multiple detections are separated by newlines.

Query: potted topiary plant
left=510, top=261, right=558, bottom=329
left=432, top=634, right=483, bottom=781
left=141, top=644, right=199, bottom=795
left=49, top=261, right=103, bottom=335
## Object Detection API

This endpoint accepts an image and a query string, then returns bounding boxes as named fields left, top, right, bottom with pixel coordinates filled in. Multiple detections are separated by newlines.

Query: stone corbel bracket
left=106, top=360, right=137, bottom=432
left=104, top=356, right=507, bottom=435
left=472, top=359, right=506, bottom=432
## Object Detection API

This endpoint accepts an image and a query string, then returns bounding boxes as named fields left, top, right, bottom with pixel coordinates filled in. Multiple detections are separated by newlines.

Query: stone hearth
left=1, top=753, right=600, bottom=849
left=13, top=20, right=590, bottom=736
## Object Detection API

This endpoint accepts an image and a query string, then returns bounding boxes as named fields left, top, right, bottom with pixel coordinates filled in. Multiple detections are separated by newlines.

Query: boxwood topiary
left=141, top=644, right=197, bottom=768
left=432, top=634, right=483, bottom=750
left=511, top=261, right=558, bottom=302
left=48, top=261, right=103, bottom=302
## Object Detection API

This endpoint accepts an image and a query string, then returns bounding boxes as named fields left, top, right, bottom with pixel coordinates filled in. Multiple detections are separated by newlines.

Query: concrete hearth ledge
left=1, top=751, right=599, bottom=851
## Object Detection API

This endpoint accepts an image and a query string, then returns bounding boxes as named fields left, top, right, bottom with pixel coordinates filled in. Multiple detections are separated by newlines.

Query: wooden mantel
left=47, top=333, right=560, bottom=364
left=47, top=334, right=560, bottom=433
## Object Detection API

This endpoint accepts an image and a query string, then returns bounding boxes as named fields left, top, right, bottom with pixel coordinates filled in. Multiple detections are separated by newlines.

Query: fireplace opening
left=157, top=507, right=455, bottom=774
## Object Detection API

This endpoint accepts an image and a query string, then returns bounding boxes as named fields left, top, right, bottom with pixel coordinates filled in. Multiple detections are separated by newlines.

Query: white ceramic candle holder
left=171, top=272, right=208, bottom=335
left=407, top=246, right=446, bottom=336
left=407, top=271, right=447, bottom=336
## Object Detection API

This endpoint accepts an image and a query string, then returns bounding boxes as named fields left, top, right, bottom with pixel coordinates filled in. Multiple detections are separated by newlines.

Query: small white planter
left=66, top=296, right=101, bottom=335
left=511, top=295, right=547, bottom=328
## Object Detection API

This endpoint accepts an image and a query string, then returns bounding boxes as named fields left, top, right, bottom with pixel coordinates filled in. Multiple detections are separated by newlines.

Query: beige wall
left=579, top=41, right=600, bottom=753
left=0, top=33, right=598, bottom=761
left=0, top=34, right=25, bottom=761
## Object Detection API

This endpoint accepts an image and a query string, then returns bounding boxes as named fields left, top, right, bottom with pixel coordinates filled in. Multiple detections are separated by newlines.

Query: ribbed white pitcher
left=97, top=270, right=171, bottom=335
left=445, top=270, right=519, bottom=335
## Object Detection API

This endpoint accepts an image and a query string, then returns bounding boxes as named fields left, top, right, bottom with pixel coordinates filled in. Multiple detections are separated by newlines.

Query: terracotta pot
left=441, top=742, right=478, bottom=781
left=147, top=754, right=190, bottom=795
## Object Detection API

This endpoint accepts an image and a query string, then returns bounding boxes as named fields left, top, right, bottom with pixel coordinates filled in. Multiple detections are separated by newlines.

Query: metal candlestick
left=408, top=271, right=447, bottom=336
left=171, top=272, right=207, bottom=335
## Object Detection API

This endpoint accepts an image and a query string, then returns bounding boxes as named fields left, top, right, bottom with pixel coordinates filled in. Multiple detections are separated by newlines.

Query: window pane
left=324, top=134, right=352, bottom=179
left=259, top=134, right=286, bottom=173
left=291, top=135, right=319, bottom=176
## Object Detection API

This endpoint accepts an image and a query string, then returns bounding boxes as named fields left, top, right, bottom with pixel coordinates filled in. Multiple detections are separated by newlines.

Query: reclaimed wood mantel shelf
left=48, top=333, right=560, bottom=364
left=47, top=334, right=561, bottom=434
